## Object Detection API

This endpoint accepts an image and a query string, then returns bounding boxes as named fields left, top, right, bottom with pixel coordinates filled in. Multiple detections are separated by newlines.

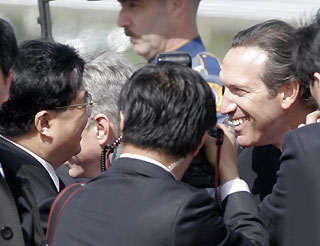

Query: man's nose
left=220, top=90, right=237, bottom=115
left=117, top=8, right=130, bottom=28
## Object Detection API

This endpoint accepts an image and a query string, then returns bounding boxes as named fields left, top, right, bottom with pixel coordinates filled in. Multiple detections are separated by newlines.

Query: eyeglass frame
left=54, top=94, right=93, bottom=117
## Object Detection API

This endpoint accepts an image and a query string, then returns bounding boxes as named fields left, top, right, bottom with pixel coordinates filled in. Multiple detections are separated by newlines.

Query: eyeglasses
left=55, top=93, right=93, bottom=117
left=55, top=102, right=93, bottom=117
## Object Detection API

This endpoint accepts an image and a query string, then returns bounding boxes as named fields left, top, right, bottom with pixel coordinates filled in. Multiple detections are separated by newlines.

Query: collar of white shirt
left=120, top=153, right=177, bottom=180
left=0, top=135, right=60, bottom=191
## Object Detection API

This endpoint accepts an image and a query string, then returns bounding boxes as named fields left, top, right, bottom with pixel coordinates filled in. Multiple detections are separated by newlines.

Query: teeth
left=232, top=117, right=248, bottom=127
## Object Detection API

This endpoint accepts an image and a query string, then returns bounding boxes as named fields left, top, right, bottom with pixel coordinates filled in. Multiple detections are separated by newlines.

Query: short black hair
left=0, top=18, right=18, bottom=77
left=292, top=10, right=320, bottom=90
left=118, top=62, right=216, bottom=158
left=0, top=39, right=85, bottom=136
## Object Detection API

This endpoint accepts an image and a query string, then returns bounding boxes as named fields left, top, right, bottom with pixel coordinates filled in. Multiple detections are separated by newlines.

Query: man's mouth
left=124, top=28, right=135, bottom=38
left=231, top=117, right=249, bottom=127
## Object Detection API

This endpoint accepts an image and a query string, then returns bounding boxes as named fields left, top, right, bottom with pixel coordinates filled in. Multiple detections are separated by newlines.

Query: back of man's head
left=292, top=10, right=320, bottom=94
left=0, top=39, right=85, bottom=137
left=0, top=18, right=18, bottom=78
left=119, top=62, right=216, bottom=159
left=83, top=51, right=135, bottom=135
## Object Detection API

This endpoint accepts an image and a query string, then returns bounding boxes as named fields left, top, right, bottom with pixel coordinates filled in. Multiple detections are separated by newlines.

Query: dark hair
left=0, top=18, right=18, bottom=77
left=232, top=19, right=317, bottom=108
left=0, top=39, right=85, bottom=136
left=232, top=21, right=294, bottom=92
left=118, top=62, right=216, bottom=158
left=292, top=10, right=320, bottom=94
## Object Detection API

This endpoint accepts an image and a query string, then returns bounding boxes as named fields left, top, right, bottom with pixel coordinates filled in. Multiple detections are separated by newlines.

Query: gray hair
left=83, top=51, right=135, bottom=135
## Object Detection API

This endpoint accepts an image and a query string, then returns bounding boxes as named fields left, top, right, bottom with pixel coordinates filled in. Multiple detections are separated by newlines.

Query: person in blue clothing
left=117, top=0, right=225, bottom=122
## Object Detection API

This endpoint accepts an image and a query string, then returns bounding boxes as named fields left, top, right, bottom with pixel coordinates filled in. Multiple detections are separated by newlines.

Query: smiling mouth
left=231, top=117, right=249, bottom=127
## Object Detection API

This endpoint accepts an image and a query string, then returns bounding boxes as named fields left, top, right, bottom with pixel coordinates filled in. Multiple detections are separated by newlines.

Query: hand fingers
left=306, top=110, right=320, bottom=125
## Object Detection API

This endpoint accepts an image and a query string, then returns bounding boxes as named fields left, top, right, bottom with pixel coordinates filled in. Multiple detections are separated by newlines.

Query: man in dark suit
left=0, top=39, right=89, bottom=237
left=282, top=9, right=320, bottom=246
left=219, top=19, right=318, bottom=245
left=51, top=62, right=268, bottom=245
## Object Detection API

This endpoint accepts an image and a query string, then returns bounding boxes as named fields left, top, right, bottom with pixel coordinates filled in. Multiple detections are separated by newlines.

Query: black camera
left=156, top=52, right=222, bottom=188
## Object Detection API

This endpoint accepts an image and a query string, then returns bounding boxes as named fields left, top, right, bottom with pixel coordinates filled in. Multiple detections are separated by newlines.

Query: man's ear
left=120, top=111, right=125, bottom=133
left=167, top=0, right=185, bottom=18
left=191, top=130, right=209, bottom=158
left=34, top=110, right=51, bottom=137
left=93, top=114, right=112, bottom=146
left=314, top=72, right=320, bottom=87
left=279, top=80, right=300, bottom=110
left=2, top=70, right=12, bottom=102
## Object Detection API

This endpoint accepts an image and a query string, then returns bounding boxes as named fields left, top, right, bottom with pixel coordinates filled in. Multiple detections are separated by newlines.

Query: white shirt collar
left=0, top=162, right=5, bottom=178
left=120, top=153, right=177, bottom=179
left=0, top=135, right=60, bottom=191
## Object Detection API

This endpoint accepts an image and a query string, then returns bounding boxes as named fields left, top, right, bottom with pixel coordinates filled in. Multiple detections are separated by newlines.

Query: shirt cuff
left=220, top=179, right=250, bottom=202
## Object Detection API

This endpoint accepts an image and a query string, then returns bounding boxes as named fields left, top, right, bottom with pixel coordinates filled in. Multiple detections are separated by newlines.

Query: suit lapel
left=0, top=137, right=57, bottom=194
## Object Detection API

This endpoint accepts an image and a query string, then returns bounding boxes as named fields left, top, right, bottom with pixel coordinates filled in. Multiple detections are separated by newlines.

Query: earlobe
left=192, top=130, right=209, bottom=157
left=120, top=111, right=125, bottom=132
left=168, top=0, right=185, bottom=18
left=34, top=110, right=51, bottom=137
left=2, top=71, right=13, bottom=102
left=314, top=72, right=320, bottom=85
left=280, top=81, right=300, bottom=110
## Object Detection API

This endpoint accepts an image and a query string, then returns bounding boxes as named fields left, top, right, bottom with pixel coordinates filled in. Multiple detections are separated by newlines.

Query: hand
left=298, top=110, right=320, bottom=128
left=204, top=123, right=239, bottom=184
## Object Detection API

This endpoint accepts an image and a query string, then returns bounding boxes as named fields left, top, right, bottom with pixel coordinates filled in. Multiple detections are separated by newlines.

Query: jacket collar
left=107, top=157, right=177, bottom=182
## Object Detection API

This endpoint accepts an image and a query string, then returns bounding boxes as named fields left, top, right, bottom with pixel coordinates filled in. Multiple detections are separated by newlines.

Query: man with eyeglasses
left=0, top=39, right=88, bottom=234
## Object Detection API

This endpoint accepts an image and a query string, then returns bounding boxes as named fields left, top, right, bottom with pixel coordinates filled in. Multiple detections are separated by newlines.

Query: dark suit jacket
left=0, top=137, right=56, bottom=244
left=52, top=157, right=268, bottom=246
left=238, top=123, right=320, bottom=245
left=260, top=123, right=320, bottom=246
left=0, top=175, right=26, bottom=246
left=282, top=131, right=320, bottom=246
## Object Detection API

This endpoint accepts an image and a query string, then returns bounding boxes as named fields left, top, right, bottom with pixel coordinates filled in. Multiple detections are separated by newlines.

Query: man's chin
left=237, top=136, right=255, bottom=149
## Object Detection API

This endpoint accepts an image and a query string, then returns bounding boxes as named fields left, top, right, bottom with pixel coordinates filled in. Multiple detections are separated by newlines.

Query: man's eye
left=232, top=88, right=247, bottom=96
left=128, top=2, right=138, bottom=8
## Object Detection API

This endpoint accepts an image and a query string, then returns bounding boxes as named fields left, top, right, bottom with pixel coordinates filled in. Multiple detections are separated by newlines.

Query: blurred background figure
left=117, top=0, right=226, bottom=123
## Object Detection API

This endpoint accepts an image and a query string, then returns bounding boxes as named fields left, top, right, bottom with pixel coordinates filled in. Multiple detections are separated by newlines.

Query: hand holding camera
left=204, top=124, right=239, bottom=185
